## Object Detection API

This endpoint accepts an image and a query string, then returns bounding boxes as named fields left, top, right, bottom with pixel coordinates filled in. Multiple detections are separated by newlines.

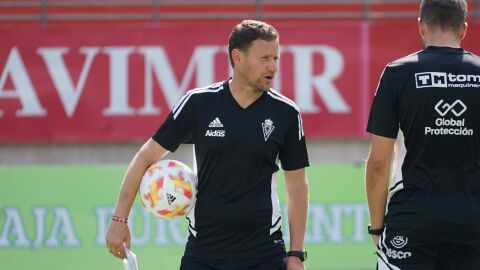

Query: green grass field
left=0, top=164, right=375, bottom=270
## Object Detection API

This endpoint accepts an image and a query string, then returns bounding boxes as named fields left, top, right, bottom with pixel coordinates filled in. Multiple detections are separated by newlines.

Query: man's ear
left=459, top=22, right=468, bottom=41
left=231, top=48, right=243, bottom=67
left=418, top=18, right=427, bottom=38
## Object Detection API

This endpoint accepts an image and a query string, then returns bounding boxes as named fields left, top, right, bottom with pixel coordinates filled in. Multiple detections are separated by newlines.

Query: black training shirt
left=367, top=46, right=480, bottom=244
left=153, top=80, right=309, bottom=258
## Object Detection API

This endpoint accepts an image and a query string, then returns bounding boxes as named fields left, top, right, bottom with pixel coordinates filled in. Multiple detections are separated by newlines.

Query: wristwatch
left=367, top=224, right=385, bottom=235
left=287, top=250, right=307, bottom=262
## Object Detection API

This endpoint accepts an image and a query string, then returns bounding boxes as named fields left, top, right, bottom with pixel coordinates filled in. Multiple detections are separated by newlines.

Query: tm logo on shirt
left=415, top=72, right=480, bottom=89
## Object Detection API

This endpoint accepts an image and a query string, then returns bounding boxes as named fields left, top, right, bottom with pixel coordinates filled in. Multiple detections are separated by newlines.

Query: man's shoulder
left=387, top=50, right=423, bottom=69
left=186, top=81, right=225, bottom=96
left=180, top=81, right=226, bottom=103
left=266, top=89, right=301, bottom=114
left=462, top=50, right=480, bottom=66
left=172, top=81, right=225, bottom=115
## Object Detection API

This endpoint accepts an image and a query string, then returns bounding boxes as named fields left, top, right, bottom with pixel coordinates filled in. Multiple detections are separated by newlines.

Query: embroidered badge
left=262, top=119, right=275, bottom=141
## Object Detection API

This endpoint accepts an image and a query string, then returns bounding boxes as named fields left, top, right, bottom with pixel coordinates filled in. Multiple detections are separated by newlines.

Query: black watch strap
left=368, top=224, right=385, bottom=235
left=287, top=250, right=307, bottom=262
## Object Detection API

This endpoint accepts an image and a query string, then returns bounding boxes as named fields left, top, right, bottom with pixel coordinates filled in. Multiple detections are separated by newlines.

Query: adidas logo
left=208, top=117, right=223, bottom=128
left=166, top=193, right=176, bottom=205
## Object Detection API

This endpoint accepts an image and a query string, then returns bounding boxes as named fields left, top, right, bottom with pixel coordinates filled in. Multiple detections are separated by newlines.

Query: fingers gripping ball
left=139, top=159, right=197, bottom=219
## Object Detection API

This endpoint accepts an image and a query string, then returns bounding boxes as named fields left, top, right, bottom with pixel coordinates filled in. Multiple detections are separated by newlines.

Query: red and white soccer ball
left=139, top=159, right=197, bottom=219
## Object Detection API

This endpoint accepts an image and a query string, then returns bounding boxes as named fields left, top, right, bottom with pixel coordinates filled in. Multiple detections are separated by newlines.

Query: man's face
left=236, top=38, right=279, bottom=92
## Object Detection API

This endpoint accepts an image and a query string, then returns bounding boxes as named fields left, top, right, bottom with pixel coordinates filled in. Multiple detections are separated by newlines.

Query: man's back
left=367, top=46, right=480, bottom=244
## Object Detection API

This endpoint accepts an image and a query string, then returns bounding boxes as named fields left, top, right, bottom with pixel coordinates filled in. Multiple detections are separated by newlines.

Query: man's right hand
left=105, top=139, right=169, bottom=260
left=105, top=220, right=131, bottom=259
left=372, top=235, right=381, bottom=247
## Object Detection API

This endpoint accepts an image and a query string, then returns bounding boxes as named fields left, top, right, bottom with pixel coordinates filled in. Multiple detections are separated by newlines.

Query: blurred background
left=0, top=1, right=479, bottom=269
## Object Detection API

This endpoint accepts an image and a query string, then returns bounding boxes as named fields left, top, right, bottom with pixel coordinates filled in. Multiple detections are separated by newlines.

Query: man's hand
left=372, top=234, right=381, bottom=247
left=105, top=220, right=131, bottom=259
left=287, top=256, right=306, bottom=270
left=105, top=139, right=169, bottom=260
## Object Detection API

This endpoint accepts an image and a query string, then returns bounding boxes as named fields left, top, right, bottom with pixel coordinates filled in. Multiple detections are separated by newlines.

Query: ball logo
left=139, top=159, right=197, bottom=219
left=434, top=99, right=466, bottom=117
left=166, top=193, right=177, bottom=205
left=390, top=236, right=408, bottom=249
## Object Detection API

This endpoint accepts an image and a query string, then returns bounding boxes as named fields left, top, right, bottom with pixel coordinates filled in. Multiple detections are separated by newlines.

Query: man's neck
left=423, top=32, right=461, bottom=48
left=229, top=77, right=264, bottom=109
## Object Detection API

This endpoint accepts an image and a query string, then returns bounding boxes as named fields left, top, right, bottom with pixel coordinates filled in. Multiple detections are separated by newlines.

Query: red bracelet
left=111, top=215, right=128, bottom=224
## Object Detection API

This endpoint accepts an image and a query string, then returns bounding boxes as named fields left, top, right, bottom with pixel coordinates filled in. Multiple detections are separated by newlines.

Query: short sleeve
left=152, top=93, right=195, bottom=152
left=279, top=111, right=310, bottom=171
left=366, top=66, right=399, bottom=139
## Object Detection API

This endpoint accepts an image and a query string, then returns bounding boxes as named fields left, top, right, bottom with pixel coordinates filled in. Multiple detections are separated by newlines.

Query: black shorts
left=376, top=227, right=480, bottom=270
left=179, top=252, right=287, bottom=270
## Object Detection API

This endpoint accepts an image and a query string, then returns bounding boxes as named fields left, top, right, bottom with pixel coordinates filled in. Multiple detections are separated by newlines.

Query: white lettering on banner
left=94, top=206, right=113, bottom=246
left=156, top=218, right=188, bottom=244
left=102, top=47, right=136, bottom=116
left=45, top=207, right=81, bottom=247
left=94, top=206, right=188, bottom=245
left=93, top=203, right=369, bottom=246
left=32, top=207, right=47, bottom=249
left=37, top=47, right=99, bottom=118
left=0, top=207, right=30, bottom=247
left=0, top=207, right=80, bottom=248
left=0, top=45, right=352, bottom=119
left=137, top=46, right=220, bottom=115
left=302, top=203, right=368, bottom=243
left=288, top=45, right=350, bottom=113
left=129, top=207, right=152, bottom=246
left=0, top=47, right=46, bottom=117
left=1, top=203, right=369, bottom=248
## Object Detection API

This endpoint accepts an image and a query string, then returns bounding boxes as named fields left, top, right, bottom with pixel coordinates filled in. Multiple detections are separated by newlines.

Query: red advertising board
left=0, top=21, right=478, bottom=142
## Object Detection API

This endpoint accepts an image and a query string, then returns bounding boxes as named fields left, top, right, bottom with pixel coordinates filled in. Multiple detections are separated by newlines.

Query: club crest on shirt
left=262, top=119, right=275, bottom=141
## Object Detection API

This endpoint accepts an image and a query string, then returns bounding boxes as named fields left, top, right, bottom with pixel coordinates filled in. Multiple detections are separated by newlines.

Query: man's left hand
left=287, top=256, right=305, bottom=270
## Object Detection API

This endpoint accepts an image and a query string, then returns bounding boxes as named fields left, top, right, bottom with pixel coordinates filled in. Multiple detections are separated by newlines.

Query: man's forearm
left=288, top=196, right=308, bottom=250
left=113, top=156, right=151, bottom=218
left=113, top=139, right=169, bottom=218
left=366, top=167, right=388, bottom=228
left=365, top=135, right=395, bottom=229
left=365, top=159, right=390, bottom=228
left=286, top=173, right=309, bottom=251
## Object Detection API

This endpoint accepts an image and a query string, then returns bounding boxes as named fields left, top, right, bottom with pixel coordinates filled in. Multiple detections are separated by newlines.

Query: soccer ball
left=139, top=159, right=197, bottom=219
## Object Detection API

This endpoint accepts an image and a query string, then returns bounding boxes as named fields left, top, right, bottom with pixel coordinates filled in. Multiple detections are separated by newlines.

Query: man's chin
left=260, top=83, right=272, bottom=92
left=252, top=80, right=271, bottom=92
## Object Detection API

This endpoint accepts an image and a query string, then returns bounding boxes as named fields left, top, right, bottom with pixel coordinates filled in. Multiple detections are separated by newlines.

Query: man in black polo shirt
left=106, top=20, right=309, bottom=270
left=366, top=0, right=480, bottom=269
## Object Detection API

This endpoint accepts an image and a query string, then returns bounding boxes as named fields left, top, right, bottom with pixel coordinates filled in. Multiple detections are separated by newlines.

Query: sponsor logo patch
left=390, top=236, right=408, bottom=249
left=434, top=100, right=466, bottom=117
left=415, top=72, right=480, bottom=89
left=385, top=235, right=412, bottom=260
left=425, top=99, right=473, bottom=136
